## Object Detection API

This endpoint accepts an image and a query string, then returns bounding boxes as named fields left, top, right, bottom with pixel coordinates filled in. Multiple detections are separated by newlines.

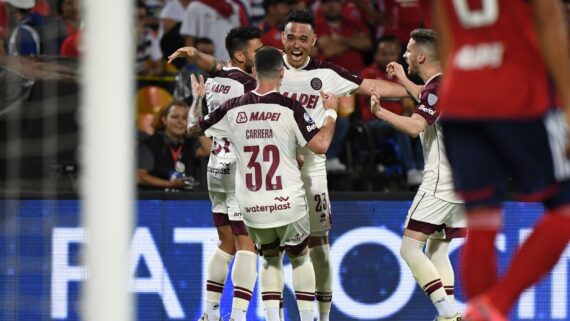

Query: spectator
left=59, top=29, right=80, bottom=57
left=158, top=0, right=190, bottom=64
left=42, top=0, right=79, bottom=55
left=180, top=0, right=246, bottom=61
left=136, top=0, right=164, bottom=75
left=137, top=101, right=211, bottom=190
left=5, top=0, right=43, bottom=56
left=315, top=0, right=372, bottom=74
left=375, top=0, right=426, bottom=44
left=258, top=0, right=293, bottom=50
left=358, top=36, right=423, bottom=185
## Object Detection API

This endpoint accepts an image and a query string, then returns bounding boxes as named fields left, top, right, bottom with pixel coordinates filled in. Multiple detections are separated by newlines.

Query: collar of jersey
left=425, top=72, right=443, bottom=86
left=252, top=90, right=279, bottom=96
left=222, top=66, right=248, bottom=74
left=282, top=54, right=311, bottom=70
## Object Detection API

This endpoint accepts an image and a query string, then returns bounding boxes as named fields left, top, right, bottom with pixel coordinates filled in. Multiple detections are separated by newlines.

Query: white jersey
left=179, top=1, right=241, bottom=60
left=205, top=67, right=257, bottom=192
left=280, top=56, right=362, bottom=174
left=201, top=91, right=319, bottom=228
left=414, top=74, right=462, bottom=203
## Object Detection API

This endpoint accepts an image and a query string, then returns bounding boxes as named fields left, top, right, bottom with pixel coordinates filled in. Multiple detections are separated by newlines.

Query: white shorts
left=301, top=173, right=331, bottom=236
left=405, top=191, right=467, bottom=239
left=247, top=214, right=310, bottom=255
left=209, top=191, right=242, bottom=221
left=207, top=154, right=236, bottom=192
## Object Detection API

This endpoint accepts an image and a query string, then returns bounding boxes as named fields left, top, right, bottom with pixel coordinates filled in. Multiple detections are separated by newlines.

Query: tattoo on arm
left=187, top=96, right=205, bottom=136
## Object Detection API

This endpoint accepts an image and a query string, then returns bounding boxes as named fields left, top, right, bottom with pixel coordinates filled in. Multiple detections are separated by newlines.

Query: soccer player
left=370, top=29, right=465, bottom=321
left=434, top=0, right=570, bottom=320
left=195, top=26, right=263, bottom=321
left=187, top=46, right=339, bottom=321
left=169, top=11, right=408, bottom=321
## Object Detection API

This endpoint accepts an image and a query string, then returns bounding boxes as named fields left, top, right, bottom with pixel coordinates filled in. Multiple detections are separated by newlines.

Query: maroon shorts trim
left=407, top=219, right=467, bottom=239
left=229, top=220, right=249, bottom=236
left=212, top=212, right=229, bottom=227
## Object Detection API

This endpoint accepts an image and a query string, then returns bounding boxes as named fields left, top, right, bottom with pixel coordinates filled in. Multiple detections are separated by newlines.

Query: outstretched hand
left=320, top=90, right=339, bottom=111
left=168, top=46, right=199, bottom=64
left=190, top=73, right=205, bottom=98
left=386, top=62, right=406, bottom=81
left=370, top=87, right=382, bottom=116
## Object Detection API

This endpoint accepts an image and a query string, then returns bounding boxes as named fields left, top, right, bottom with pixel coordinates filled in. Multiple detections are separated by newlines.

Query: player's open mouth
left=291, top=51, right=303, bottom=61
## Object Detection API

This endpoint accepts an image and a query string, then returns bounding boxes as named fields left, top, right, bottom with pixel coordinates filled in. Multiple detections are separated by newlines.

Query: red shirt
left=60, top=32, right=80, bottom=58
left=377, top=0, right=425, bottom=43
left=359, top=63, right=405, bottom=121
left=439, top=0, right=556, bottom=120
left=259, top=20, right=284, bottom=50
left=315, top=16, right=370, bottom=73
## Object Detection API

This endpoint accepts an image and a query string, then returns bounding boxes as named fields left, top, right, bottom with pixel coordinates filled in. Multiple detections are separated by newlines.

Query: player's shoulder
left=305, top=57, right=362, bottom=83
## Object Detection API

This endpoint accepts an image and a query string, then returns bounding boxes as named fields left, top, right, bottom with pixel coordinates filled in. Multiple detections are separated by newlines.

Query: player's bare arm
left=187, top=73, right=206, bottom=136
left=357, top=77, right=410, bottom=98
left=370, top=88, right=427, bottom=138
left=531, top=0, right=570, bottom=156
left=167, top=46, right=225, bottom=72
left=307, top=91, right=338, bottom=154
left=387, top=62, right=423, bottom=101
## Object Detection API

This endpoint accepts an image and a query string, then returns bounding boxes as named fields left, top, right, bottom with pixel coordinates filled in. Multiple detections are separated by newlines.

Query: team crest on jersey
left=310, top=77, right=322, bottom=90
left=427, top=93, right=438, bottom=106
left=236, top=112, right=247, bottom=123
left=303, top=112, right=314, bottom=124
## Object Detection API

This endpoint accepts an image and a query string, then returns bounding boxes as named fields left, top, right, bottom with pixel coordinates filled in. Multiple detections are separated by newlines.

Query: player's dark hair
left=196, top=37, right=214, bottom=46
left=225, top=26, right=262, bottom=61
left=254, top=46, right=284, bottom=79
left=285, top=9, right=314, bottom=29
left=410, top=29, right=439, bottom=60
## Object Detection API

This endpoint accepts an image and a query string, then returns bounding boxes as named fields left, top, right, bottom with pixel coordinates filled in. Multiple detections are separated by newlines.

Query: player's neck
left=229, top=60, right=245, bottom=72
left=254, top=79, right=281, bottom=95
left=419, top=64, right=442, bottom=84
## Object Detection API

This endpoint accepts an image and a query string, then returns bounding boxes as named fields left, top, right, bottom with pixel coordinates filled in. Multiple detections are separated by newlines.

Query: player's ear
left=312, top=35, right=317, bottom=47
left=234, top=50, right=246, bottom=64
left=279, top=67, right=284, bottom=79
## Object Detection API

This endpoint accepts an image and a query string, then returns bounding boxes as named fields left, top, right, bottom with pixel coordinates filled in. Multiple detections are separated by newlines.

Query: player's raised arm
left=370, top=88, right=427, bottom=138
left=387, top=62, right=423, bottom=101
left=531, top=0, right=570, bottom=156
left=187, top=73, right=206, bottom=136
left=306, top=91, right=338, bottom=154
left=167, top=46, right=224, bottom=73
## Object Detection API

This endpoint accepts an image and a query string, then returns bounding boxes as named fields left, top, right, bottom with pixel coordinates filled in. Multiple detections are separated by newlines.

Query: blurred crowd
left=5, top=0, right=568, bottom=191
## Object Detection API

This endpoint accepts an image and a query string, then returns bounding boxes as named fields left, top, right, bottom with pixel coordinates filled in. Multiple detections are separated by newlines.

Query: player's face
left=243, top=38, right=264, bottom=73
left=375, top=41, right=400, bottom=70
left=403, top=38, right=419, bottom=75
left=163, top=105, right=189, bottom=138
left=282, top=22, right=316, bottom=68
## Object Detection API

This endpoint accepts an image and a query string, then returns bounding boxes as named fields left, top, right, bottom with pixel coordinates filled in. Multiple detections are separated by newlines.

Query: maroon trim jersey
left=438, top=0, right=558, bottom=120
left=200, top=91, right=319, bottom=228
left=281, top=55, right=363, bottom=173
left=205, top=67, right=257, bottom=192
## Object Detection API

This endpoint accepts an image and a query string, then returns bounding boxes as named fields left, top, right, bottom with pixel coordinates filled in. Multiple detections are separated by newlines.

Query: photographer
left=137, top=101, right=211, bottom=190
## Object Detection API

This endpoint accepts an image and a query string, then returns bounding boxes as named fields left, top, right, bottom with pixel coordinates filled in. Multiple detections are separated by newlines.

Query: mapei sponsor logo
left=250, top=111, right=281, bottom=121
left=418, top=104, right=435, bottom=116
left=282, top=92, right=320, bottom=109
left=274, top=196, right=290, bottom=202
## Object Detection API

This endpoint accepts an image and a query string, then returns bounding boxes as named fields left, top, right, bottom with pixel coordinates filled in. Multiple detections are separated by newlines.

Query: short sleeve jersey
left=280, top=56, right=363, bottom=174
left=438, top=0, right=556, bottom=120
left=205, top=67, right=257, bottom=192
left=414, top=74, right=461, bottom=203
left=200, top=91, right=319, bottom=228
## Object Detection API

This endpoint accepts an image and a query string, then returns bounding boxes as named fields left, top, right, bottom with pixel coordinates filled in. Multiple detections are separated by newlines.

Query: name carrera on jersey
left=282, top=92, right=319, bottom=109
left=207, top=83, right=232, bottom=94
left=246, top=129, right=274, bottom=139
